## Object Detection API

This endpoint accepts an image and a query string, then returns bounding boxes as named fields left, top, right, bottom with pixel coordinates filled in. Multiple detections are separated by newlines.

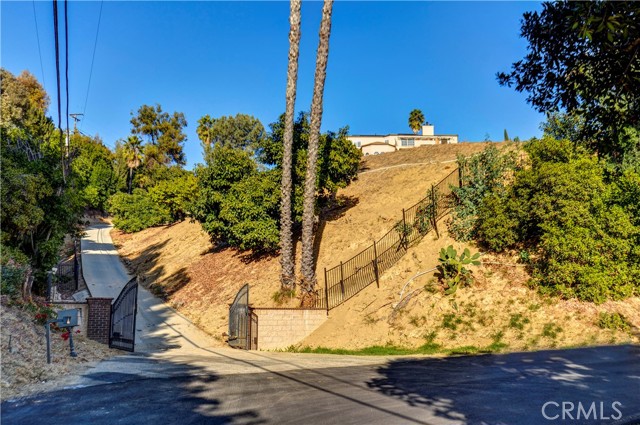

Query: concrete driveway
left=81, top=223, right=217, bottom=353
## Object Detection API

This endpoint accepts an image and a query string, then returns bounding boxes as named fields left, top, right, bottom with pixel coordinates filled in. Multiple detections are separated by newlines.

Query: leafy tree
left=69, top=132, right=119, bottom=211
left=130, top=104, right=187, bottom=167
left=108, top=190, right=172, bottom=233
left=503, top=129, right=510, bottom=141
left=279, top=0, right=302, bottom=290
left=196, top=113, right=265, bottom=157
left=1, top=68, right=83, bottom=286
left=498, top=1, right=640, bottom=161
left=301, top=0, right=335, bottom=294
left=148, top=168, right=197, bottom=222
left=408, top=109, right=425, bottom=134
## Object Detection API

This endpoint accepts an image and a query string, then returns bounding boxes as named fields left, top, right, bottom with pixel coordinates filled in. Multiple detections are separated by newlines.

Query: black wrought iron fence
left=315, top=167, right=462, bottom=311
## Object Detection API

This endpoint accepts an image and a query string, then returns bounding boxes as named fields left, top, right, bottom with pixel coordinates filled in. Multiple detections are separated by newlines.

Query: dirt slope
left=111, top=142, right=640, bottom=351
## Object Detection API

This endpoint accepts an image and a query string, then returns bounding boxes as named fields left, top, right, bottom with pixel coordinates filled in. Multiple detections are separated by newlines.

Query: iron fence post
left=402, top=209, right=408, bottom=248
left=324, top=268, right=329, bottom=314
left=339, top=261, right=345, bottom=300
left=431, top=184, right=440, bottom=239
left=372, top=240, right=380, bottom=288
left=46, top=271, right=52, bottom=302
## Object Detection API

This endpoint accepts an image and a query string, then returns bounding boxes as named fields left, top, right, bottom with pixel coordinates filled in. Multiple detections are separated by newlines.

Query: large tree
left=121, top=135, right=143, bottom=194
left=196, top=113, right=265, bottom=157
left=300, top=0, right=334, bottom=297
left=498, top=1, right=640, bottom=161
left=279, top=0, right=302, bottom=291
left=408, top=109, right=425, bottom=134
left=130, top=104, right=187, bottom=167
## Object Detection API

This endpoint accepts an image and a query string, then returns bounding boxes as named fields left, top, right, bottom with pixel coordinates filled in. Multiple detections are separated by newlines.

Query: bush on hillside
left=108, top=190, right=172, bottom=233
left=475, top=138, right=640, bottom=302
left=1, top=246, right=31, bottom=299
left=448, top=145, right=519, bottom=241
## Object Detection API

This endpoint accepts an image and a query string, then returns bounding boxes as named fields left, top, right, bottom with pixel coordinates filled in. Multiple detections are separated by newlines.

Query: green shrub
left=475, top=138, right=640, bottom=302
left=597, top=312, right=631, bottom=332
left=449, top=145, right=518, bottom=241
left=108, top=189, right=172, bottom=233
left=0, top=246, right=30, bottom=299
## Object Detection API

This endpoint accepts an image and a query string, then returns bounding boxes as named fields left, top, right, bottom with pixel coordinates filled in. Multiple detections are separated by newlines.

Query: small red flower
left=61, top=332, right=70, bottom=341
left=75, top=330, right=81, bottom=334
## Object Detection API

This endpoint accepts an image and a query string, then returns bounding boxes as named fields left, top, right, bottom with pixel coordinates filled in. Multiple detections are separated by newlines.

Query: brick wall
left=252, top=308, right=327, bottom=350
left=87, top=297, right=112, bottom=344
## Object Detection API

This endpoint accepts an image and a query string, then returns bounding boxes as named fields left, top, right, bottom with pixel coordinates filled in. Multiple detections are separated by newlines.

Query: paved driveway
left=2, top=345, right=639, bottom=424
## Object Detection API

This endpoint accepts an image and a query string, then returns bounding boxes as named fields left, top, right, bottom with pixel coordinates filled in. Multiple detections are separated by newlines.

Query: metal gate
left=109, top=277, right=139, bottom=352
left=228, top=284, right=257, bottom=350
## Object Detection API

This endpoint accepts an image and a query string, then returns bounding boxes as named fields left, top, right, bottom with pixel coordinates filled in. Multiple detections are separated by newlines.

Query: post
left=402, top=209, right=408, bottom=248
left=372, top=240, right=380, bottom=288
left=46, top=271, right=52, bottom=302
left=45, top=322, right=52, bottom=364
left=339, top=261, right=345, bottom=299
left=73, top=252, right=79, bottom=290
left=431, top=185, right=440, bottom=239
left=458, top=166, right=463, bottom=188
left=324, top=268, right=329, bottom=314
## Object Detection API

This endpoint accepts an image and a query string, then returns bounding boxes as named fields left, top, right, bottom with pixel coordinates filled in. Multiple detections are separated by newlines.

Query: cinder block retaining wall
left=252, top=308, right=327, bottom=350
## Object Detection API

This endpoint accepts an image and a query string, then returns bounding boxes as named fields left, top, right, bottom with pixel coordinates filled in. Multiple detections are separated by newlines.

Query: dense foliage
left=448, top=145, right=519, bottom=242
left=191, top=112, right=361, bottom=252
left=475, top=138, right=640, bottom=302
left=498, top=1, right=640, bottom=162
left=1, top=69, right=84, bottom=291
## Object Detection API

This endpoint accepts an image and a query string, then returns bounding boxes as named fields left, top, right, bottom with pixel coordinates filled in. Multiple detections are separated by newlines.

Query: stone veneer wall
left=252, top=308, right=327, bottom=350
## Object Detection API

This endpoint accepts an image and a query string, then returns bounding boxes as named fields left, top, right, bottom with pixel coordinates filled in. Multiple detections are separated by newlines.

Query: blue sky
left=2, top=1, right=544, bottom=168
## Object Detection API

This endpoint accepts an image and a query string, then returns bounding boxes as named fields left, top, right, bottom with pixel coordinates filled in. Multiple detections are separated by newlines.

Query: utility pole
left=69, top=113, right=83, bottom=133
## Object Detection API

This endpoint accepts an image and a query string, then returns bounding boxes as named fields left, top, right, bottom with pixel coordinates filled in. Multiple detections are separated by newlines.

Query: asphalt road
left=2, top=345, right=639, bottom=425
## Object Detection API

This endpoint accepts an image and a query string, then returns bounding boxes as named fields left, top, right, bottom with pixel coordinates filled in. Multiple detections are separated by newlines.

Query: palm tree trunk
left=300, top=0, right=334, bottom=296
left=128, top=167, right=133, bottom=194
left=279, top=0, right=302, bottom=291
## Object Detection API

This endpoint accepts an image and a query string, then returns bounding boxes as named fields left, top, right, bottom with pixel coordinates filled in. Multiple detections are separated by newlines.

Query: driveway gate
left=228, top=284, right=257, bottom=350
left=109, top=277, right=139, bottom=352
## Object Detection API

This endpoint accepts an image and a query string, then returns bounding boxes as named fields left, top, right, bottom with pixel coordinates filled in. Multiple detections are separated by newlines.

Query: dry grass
left=1, top=299, right=118, bottom=400
left=110, top=142, right=640, bottom=352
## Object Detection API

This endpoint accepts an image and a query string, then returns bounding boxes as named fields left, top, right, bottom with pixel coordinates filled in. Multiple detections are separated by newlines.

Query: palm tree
left=279, top=0, right=302, bottom=291
left=300, top=0, right=334, bottom=300
left=408, top=109, right=425, bottom=134
left=123, top=135, right=143, bottom=194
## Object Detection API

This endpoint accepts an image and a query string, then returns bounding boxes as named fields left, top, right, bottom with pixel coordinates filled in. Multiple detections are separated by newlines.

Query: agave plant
left=437, top=245, right=481, bottom=295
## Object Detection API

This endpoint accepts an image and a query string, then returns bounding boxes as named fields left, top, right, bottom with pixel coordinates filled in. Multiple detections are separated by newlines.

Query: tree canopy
left=498, top=1, right=640, bottom=160
left=130, top=104, right=188, bottom=167
left=408, top=109, right=425, bottom=134
left=196, top=113, right=265, bottom=156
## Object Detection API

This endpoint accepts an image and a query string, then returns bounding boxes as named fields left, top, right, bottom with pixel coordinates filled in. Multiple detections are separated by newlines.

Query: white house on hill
left=347, top=124, right=459, bottom=156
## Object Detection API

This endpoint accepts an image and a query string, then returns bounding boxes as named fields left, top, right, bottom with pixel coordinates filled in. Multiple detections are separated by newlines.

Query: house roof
left=360, top=141, right=397, bottom=147
left=349, top=133, right=459, bottom=138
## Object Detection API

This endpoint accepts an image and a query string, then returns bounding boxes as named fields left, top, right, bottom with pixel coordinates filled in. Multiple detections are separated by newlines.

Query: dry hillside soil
left=112, top=142, right=640, bottom=352
left=1, top=298, right=117, bottom=400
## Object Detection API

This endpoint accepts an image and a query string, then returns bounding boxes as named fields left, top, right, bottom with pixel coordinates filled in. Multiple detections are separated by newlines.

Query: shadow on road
left=1, top=357, right=266, bottom=425
left=366, top=345, right=640, bottom=424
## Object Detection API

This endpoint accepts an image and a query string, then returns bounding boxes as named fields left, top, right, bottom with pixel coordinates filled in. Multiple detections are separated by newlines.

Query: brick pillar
left=87, top=298, right=113, bottom=344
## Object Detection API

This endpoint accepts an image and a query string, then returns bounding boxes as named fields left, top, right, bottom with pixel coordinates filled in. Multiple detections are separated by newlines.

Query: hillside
left=111, top=142, right=640, bottom=351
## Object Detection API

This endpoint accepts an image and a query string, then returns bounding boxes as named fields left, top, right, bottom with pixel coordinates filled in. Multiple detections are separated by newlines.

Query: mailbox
left=56, top=309, right=79, bottom=327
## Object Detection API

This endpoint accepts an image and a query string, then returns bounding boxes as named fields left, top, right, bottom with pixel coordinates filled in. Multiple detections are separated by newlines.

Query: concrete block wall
left=252, top=308, right=327, bottom=350
left=87, top=297, right=112, bottom=344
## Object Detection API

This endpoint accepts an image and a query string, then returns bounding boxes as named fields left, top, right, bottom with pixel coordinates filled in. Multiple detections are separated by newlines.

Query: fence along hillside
left=314, top=167, right=462, bottom=311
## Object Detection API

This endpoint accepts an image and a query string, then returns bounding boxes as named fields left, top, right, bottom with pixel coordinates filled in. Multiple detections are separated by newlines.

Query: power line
left=64, top=0, right=69, bottom=135
left=53, top=0, right=65, bottom=182
left=81, top=0, right=104, bottom=130
left=32, top=0, right=46, bottom=90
